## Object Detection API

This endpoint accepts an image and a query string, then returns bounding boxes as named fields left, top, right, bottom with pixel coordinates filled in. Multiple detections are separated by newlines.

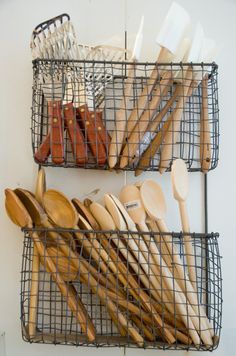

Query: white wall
left=0, top=0, right=234, bottom=355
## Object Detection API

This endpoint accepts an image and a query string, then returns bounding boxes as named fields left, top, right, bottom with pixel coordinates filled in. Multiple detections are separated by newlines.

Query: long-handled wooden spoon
left=25, top=168, right=46, bottom=338
left=119, top=184, right=202, bottom=345
left=140, top=179, right=213, bottom=344
left=4, top=189, right=96, bottom=342
left=171, top=159, right=197, bottom=291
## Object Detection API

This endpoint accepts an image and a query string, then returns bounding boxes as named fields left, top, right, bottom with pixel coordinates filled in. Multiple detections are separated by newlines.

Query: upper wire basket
left=21, top=228, right=222, bottom=350
left=31, top=60, right=219, bottom=173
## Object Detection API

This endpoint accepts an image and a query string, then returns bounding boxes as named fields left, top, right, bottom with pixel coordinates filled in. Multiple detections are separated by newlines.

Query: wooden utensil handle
left=157, top=219, right=213, bottom=345
left=135, top=115, right=172, bottom=176
left=63, top=102, right=87, bottom=165
left=179, top=201, right=197, bottom=292
left=120, top=72, right=173, bottom=168
left=91, top=111, right=111, bottom=147
left=77, top=104, right=106, bottom=165
left=48, top=100, right=64, bottom=164
left=77, top=257, right=144, bottom=346
left=159, top=70, right=193, bottom=173
left=108, top=65, right=136, bottom=168
left=99, top=233, right=175, bottom=344
left=34, top=132, right=51, bottom=163
left=28, top=245, right=40, bottom=339
left=126, top=47, right=170, bottom=137
left=200, top=75, right=211, bottom=173
left=31, top=231, right=96, bottom=342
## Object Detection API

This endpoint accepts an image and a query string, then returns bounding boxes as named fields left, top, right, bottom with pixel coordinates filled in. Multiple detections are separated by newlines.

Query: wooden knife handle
left=90, top=110, right=111, bottom=148
left=63, top=102, right=87, bottom=166
left=77, top=104, right=107, bottom=166
left=48, top=100, right=64, bottom=164
left=34, top=132, right=51, bottom=163
left=200, top=75, right=211, bottom=173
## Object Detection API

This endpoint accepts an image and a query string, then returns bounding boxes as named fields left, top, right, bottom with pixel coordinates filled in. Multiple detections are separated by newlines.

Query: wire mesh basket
left=21, top=228, right=222, bottom=350
left=31, top=60, right=219, bottom=173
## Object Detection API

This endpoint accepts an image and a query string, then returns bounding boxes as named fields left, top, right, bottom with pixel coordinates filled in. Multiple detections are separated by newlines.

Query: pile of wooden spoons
left=5, top=160, right=215, bottom=347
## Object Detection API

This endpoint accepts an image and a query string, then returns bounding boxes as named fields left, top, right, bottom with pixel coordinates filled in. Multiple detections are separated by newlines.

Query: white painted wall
left=0, top=0, right=234, bottom=355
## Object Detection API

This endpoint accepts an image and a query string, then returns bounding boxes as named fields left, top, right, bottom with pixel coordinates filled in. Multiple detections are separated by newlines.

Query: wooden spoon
left=119, top=184, right=201, bottom=345
left=4, top=189, right=96, bottom=342
left=140, top=179, right=213, bottom=345
left=171, top=159, right=197, bottom=291
left=35, top=168, right=46, bottom=207
left=72, top=198, right=99, bottom=230
left=43, top=189, right=119, bottom=287
left=25, top=168, right=46, bottom=338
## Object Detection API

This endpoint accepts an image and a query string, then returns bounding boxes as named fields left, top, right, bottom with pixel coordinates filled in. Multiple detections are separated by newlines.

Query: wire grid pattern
left=31, top=60, right=219, bottom=172
left=21, top=229, right=222, bottom=350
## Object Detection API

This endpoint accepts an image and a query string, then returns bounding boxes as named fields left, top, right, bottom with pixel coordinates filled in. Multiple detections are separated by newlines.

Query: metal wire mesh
left=31, top=60, right=219, bottom=172
left=21, top=228, right=222, bottom=350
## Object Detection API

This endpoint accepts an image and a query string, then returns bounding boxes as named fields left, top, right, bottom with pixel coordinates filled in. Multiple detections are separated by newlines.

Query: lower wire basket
left=21, top=229, right=222, bottom=350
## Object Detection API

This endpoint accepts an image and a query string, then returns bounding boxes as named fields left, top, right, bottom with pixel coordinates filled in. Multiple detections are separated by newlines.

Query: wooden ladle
left=171, top=159, right=197, bottom=291
left=140, top=179, right=213, bottom=345
left=4, top=188, right=96, bottom=342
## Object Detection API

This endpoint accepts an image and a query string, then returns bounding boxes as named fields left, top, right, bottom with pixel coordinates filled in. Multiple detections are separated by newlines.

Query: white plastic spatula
left=108, top=16, right=144, bottom=168
left=156, top=2, right=190, bottom=62
left=171, top=159, right=197, bottom=291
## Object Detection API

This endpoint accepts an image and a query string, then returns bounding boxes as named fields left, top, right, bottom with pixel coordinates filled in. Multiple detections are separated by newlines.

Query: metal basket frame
left=21, top=228, right=222, bottom=351
left=31, top=60, right=219, bottom=172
